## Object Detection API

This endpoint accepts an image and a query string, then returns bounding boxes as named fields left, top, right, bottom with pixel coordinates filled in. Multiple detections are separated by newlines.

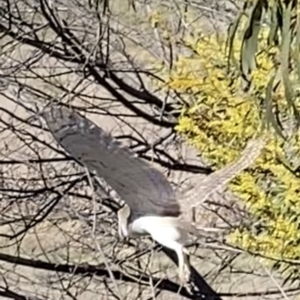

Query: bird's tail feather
left=182, top=137, right=265, bottom=210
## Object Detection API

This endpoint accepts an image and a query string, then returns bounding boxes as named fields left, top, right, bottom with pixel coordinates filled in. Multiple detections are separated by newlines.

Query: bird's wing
left=184, top=137, right=265, bottom=208
left=42, top=104, right=180, bottom=217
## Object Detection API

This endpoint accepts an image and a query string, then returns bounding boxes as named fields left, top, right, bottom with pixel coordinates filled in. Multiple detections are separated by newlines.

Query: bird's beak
left=118, top=223, right=129, bottom=238
left=118, top=205, right=130, bottom=239
left=118, top=225, right=130, bottom=244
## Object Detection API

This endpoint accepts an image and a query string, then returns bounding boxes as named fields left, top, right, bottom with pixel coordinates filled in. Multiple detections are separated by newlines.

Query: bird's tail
left=182, top=136, right=265, bottom=211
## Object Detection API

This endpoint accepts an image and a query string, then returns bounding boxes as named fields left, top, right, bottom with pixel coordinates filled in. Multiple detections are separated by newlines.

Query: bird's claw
left=179, top=263, right=191, bottom=285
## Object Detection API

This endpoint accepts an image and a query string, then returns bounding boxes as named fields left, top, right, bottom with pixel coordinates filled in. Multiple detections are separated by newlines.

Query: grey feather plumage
left=42, top=104, right=180, bottom=218
left=42, top=104, right=266, bottom=284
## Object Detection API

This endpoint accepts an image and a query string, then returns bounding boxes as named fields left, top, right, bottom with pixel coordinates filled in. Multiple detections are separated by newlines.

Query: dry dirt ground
left=0, top=1, right=299, bottom=300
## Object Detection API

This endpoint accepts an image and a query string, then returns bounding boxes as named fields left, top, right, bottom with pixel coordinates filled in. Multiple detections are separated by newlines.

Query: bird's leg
left=117, top=205, right=131, bottom=238
left=155, top=236, right=191, bottom=284
left=176, top=246, right=191, bottom=284
left=146, top=219, right=191, bottom=284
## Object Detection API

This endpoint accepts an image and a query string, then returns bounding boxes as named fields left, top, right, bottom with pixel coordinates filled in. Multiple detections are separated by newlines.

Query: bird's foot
left=176, top=247, right=191, bottom=285
left=179, top=262, right=191, bottom=285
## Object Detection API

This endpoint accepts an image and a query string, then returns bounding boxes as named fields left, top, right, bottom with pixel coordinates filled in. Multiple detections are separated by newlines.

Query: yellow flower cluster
left=161, top=30, right=300, bottom=276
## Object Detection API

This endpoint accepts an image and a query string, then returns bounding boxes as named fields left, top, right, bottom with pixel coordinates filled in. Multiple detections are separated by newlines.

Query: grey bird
left=42, top=104, right=265, bottom=283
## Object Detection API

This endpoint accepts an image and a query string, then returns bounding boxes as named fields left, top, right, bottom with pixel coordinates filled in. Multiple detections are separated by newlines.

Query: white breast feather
left=130, top=216, right=187, bottom=245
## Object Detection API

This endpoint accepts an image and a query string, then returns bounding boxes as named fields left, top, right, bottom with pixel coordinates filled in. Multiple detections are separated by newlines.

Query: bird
left=42, top=103, right=265, bottom=283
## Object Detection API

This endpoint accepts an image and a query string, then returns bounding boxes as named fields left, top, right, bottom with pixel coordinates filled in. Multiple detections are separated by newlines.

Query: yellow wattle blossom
left=149, top=10, right=160, bottom=28
left=157, top=26, right=300, bottom=281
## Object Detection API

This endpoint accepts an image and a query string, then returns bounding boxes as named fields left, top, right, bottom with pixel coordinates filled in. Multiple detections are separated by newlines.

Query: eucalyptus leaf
left=265, top=71, right=286, bottom=139
left=293, top=12, right=300, bottom=81
left=226, top=11, right=244, bottom=72
left=268, top=1, right=281, bottom=45
left=280, top=1, right=300, bottom=123
left=240, top=0, right=268, bottom=85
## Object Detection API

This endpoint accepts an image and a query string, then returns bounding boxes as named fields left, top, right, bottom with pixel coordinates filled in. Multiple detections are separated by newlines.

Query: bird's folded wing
left=42, top=104, right=180, bottom=217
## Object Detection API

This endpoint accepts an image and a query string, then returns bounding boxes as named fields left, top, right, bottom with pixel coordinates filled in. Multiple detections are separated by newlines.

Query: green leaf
left=226, top=11, right=244, bottom=72
left=268, top=1, right=281, bottom=46
left=280, top=1, right=300, bottom=123
left=293, top=11, right=300, bottom=81
left=240, top=0, right=268, bottom=85
left=265, top=70, right=286, bottom=139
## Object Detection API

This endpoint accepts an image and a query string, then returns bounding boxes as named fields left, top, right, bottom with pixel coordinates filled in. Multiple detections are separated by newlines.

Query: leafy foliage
left=154, top=0, right=300, bottom=285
